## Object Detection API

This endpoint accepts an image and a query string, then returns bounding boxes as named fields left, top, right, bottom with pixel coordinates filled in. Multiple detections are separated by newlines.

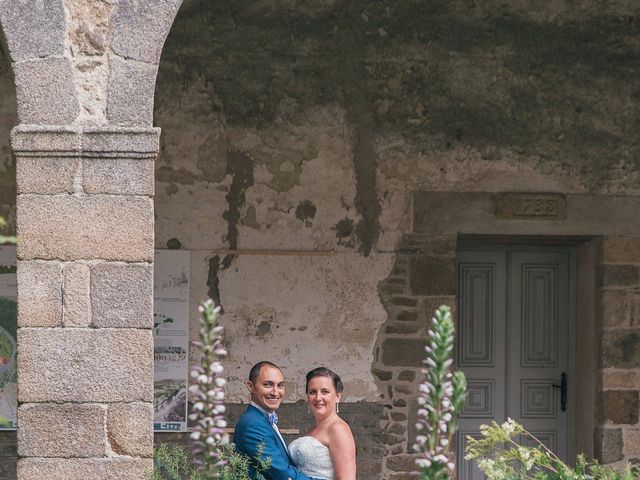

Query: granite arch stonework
left=0, top=1, right=182, bottom=478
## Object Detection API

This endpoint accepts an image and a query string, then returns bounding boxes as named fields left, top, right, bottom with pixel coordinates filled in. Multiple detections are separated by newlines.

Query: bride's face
left=307, top=375, right=341, bottom=419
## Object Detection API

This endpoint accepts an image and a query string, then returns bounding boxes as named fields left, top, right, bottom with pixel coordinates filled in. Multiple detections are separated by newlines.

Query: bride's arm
left=329, top=422, right=356, bottom=480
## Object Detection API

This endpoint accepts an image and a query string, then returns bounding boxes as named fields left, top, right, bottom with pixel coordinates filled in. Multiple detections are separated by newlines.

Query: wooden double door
left=456, top=247, right=575, bottom=479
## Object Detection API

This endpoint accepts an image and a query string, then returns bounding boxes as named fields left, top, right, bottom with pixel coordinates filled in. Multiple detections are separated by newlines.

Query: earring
left=307, top=404, right=310, bottom=414
left=336, top=403, right=339, bottom=414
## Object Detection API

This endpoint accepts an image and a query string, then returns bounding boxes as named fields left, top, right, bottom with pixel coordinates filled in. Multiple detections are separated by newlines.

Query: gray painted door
left=456, top=249, right=574, bottom=479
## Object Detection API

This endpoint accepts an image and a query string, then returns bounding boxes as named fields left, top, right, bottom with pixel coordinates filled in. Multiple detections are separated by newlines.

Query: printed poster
left=154, top=250, right=190, bottom=432
left=0, top=246, right=16, bottom=430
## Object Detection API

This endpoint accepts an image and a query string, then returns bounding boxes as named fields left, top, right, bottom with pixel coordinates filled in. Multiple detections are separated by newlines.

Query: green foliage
left=217, top=443, right=270, bottom=480
left=465, top=418, right=640, bottom=479
left=0, top=217, right=15, bottom=245
left=152, top=443, right=270, bottom=480
left=153, top=443, right=203, bottom=480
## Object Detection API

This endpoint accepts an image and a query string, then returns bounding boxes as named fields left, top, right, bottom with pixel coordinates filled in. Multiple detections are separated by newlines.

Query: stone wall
left=151, top=1, right=640, bottom=475
left=600, top=237, right=640, bottom=466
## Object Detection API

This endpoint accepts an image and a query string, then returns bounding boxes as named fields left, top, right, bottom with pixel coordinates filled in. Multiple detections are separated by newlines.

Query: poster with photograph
left=154, top=250, right=190, bottom=432
left=0, top=246, right=16, bottom=430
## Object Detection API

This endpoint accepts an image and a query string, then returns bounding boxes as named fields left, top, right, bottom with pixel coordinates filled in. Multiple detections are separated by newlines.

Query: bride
left=289, top=367, right=356, bottom=480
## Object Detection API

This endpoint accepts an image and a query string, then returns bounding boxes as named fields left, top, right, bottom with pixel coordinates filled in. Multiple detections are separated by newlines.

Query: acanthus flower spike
left=413, top=305, right=467, bottom=480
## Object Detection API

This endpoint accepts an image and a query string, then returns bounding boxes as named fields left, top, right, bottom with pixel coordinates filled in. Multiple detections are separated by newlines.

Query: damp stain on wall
left=222, top=150, right=255, bottom=266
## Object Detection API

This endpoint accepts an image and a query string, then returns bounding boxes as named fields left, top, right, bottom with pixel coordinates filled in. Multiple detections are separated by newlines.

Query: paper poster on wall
left=154, top=250, right=190, bottom=432
left=0, top=246, right=16, bottom=430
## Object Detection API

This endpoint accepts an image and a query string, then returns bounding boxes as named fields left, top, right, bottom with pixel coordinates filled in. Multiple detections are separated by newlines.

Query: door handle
left=552, top=372, right=567, bottom=412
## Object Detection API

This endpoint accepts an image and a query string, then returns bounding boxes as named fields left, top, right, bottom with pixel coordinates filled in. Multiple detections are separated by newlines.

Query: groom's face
left=247, top=365, right=285, bottom=413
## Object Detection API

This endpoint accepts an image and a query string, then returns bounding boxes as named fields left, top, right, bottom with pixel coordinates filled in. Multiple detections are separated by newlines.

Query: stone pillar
left=0, top=0, right=181, bottom=476
left=13, top=126, right=158, bottom=479
left=599, top=237, right=640, bottom=465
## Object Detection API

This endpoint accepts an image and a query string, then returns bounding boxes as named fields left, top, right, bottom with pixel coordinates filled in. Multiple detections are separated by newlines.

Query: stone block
left=381, top=339, right=427, bottom=367
left=386, top=454, right=420, bottom=472
left=396, top=311, right=418, bottom=322
left=391, top=297, right=418, bottom=307
left=600, top=264, right=639, bottom=288
left=603, top=370, right=640, bottom=390
left=423, top=297, right=456, bottom=322
left=603, top=237, right=640, bottom=264
left=398, top=370, right=416, bottom=381
left=17, top=194, right=153, bottom=262
left=0, top=0, right=65, bottom=61
left=372, top=368, right=392, bottom=381
left=385, top=323, right=421, bottom=334
left=107, top=56, right=158, bottom=126
left=11, top=126, right=82, bottom=154
left=602, top=290, right=640, bottom=328
left=91, top=263, right=153, bottom=328
left=16, top=157, right=79, bottom=194
left=410, top=257, right=456, bottom=296
left=17, top=403, right=107, bottom=457
left=603, top=330, right=640, bottom=368
left=18, top=328, right=153, bottom=402
left=83, top=158, right=154, bottom=196
left=82, top=127, right=160, bottom=155
left=13, top=57, right=79, bottom=124
left=624, top=429, right=640, bottom=457
left=602, top=390, right=639, bottom=425
left=63, top=263, right=90, bottom=327
left=602, top=289, right=631, bottom=328
left=17, top=261, right=62, bottom=327
left=17, top=458, right=153, bottom=480
left=107, top=402, right=153, bottom=457
left=110, top=0, right=181, bottom=63
left=596, top=428, right=624, bottom=464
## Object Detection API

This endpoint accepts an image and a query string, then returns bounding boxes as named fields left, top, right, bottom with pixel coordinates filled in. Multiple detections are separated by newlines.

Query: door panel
left=510, top=252, right=570, bottom=461
left=456, top=249, right=573, bottom=480
left=456, top=252, right=506, bottom=479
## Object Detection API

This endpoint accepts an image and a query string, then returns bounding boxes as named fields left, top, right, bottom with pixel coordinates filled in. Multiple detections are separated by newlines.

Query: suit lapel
left=248, top=405, right=292, bottom=463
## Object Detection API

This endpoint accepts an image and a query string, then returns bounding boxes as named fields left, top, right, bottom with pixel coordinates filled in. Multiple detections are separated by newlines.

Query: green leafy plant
left=413, top=305, right=467, bottom=480
left=153, top=443, right=204, bottom=480
left=152, top=443, right=270, bottom=480
left=465, top=418, right=640, bottom=479
left=0, top=217, right=15, bottom=245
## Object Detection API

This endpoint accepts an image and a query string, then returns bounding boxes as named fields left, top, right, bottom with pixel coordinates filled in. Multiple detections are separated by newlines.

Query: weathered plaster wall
left=154, top=0, right=640, bottom=400
left=151, top=1, right=640, bottom=477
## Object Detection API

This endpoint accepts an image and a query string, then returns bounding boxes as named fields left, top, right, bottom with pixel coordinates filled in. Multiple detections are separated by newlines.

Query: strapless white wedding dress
left=289, top=436, right=334, bottom=480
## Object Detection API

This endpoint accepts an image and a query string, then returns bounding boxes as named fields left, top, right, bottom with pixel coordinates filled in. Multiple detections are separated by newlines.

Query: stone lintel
left=414, top=191, right=640, bottom=237
left=11, top=125, right=160, bottom=158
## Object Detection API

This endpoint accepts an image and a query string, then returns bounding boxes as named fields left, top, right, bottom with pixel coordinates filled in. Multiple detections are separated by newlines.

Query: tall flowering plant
left=413, top=305, right=467, bottom=480
left=189, top=299, right=230, bottom=478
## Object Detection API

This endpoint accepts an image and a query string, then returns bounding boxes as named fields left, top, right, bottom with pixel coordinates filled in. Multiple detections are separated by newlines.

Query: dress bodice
left=289, top=435, right=334, bottom=480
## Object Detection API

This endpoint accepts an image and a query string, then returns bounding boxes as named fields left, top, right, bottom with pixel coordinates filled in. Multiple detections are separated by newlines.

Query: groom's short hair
left=248, top=361, right=282, bottom=383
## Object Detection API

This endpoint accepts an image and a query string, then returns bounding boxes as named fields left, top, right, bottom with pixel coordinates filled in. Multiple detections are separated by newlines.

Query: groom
left=234, top=361, right=314, bottom=480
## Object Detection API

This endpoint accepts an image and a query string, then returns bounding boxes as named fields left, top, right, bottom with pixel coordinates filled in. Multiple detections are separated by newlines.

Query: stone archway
left=0, top=1, right=183, bottom=478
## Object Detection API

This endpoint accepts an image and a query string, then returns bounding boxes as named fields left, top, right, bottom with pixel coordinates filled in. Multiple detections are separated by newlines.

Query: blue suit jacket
left=233, top=405, right=313, bottom=480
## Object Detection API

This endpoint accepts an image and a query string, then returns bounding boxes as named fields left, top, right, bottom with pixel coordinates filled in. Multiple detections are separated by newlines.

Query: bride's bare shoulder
left=328, top=418, right=354, bottom=440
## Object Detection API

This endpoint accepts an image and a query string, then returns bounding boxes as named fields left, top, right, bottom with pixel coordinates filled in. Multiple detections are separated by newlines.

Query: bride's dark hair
left=305, top=367, right=344, bottom=393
